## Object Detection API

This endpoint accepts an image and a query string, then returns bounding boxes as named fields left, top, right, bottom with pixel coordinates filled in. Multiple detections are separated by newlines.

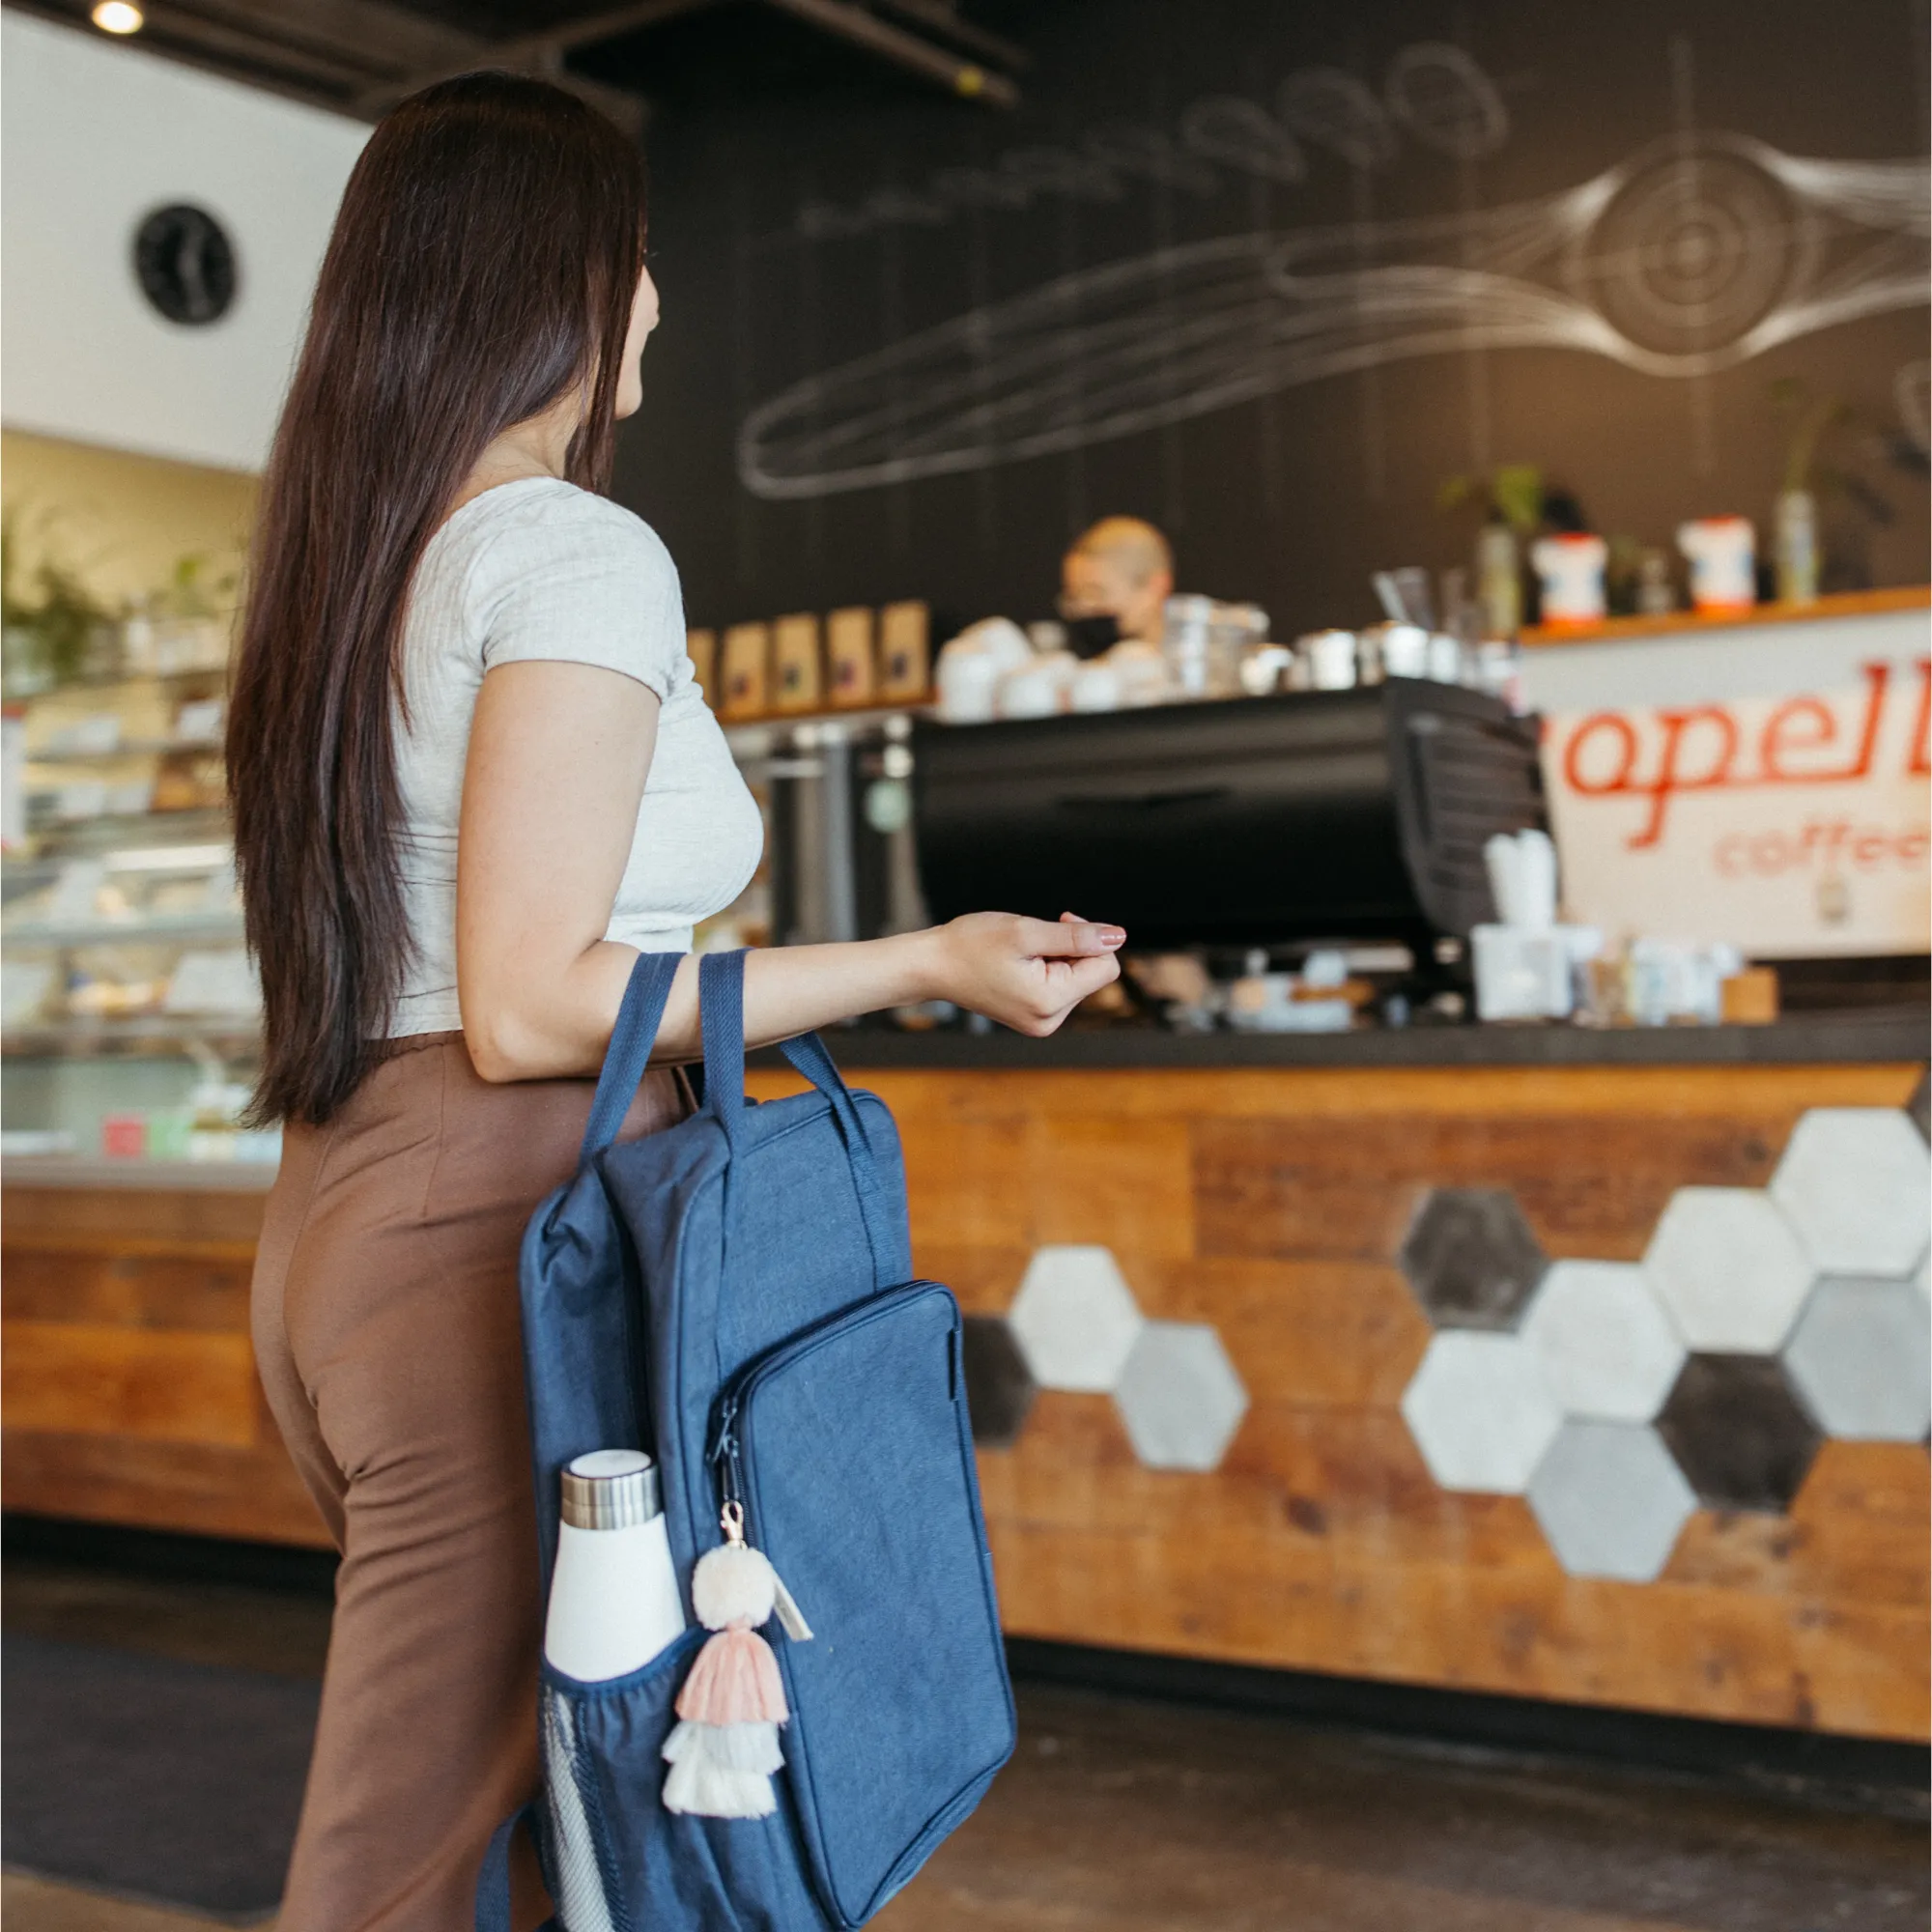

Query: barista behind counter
left=1055, top=517, right=1176, bottom=708
left=936, top=515, right=1181, bottom=720
left=1058, top=515, right=1172, bottom=654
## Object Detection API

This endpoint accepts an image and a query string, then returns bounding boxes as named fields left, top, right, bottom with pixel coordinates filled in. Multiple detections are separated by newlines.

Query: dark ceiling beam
left=158, top=0, right=477, bottom=75
left=103, top=0, right=382, bottom=86
left=867, top=0, right=1027, bottom=73
left=3, top=0, right=380, bottom=107
left=352, top=0, right=717, bottom=119
left=760, top=0, right=1020, bottom=105
left=6, top=0, right=1023, bottom=124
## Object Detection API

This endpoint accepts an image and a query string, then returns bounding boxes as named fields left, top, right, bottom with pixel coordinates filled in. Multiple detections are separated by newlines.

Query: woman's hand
left=923, top=910, right=1124, bottom=1037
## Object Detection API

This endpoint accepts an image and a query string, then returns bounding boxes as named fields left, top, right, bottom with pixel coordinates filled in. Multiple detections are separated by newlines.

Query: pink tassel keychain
left=663, top=1500, right=811, bottom=1818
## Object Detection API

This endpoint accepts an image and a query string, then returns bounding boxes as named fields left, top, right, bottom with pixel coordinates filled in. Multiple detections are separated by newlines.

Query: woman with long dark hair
left=229, top=71, right=1123, bottom=1931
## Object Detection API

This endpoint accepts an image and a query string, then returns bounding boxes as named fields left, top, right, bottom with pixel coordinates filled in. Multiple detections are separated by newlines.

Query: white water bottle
left=543, top=1450, right=685, bottom=1681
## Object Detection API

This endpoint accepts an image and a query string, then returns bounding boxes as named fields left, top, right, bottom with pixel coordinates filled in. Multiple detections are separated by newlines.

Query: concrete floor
left=4, top=1553, right=1924, bottom=1932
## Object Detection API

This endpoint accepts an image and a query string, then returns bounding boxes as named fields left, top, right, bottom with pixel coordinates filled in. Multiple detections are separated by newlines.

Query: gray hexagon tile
left=1399, top=1188, right=1548, bottom=1331
left=1782, top=1276, right=1932, bottom=1442
left=1521, top=1262, right=1686, bottom=1423
left=1656, top=1354, right=1822, bottom=1513
left=1527, top=1421, right=1697, bottom=1582
left=1009, top=1244, right=1145, bottom=1393
left=1113, top=1322, right=1249, bottom=1472
left=960, top=1315, right=1038, bottom=1449
left=1641, top=1188, right=1815, bottom=1354
left=1769, top=1108, right=1930, bottom=1277
left=1399, top=1332, right=1562, bottom=1494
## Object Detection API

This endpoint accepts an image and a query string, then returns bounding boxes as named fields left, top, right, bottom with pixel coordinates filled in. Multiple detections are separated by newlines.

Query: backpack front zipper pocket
left=703, top=1281, right=1015, bottom=1927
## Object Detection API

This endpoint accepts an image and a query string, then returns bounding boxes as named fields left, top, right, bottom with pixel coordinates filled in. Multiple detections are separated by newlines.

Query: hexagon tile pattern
left=1400, top=1331, right=1562, bottom=1493
left=1528, top=1421, right=1696, bottom=1582
left=1522, top=1262, right=1686, bottom=1423
left=1782, top=1277, right=1932, bottom=1443
left=1399, top=1188, right=1548, bottom=1331
left=1769, top=1108, right=1931, bottom=1277
left=1642, top=1188, right=1816, bottom=1354
left=1657, top=1354, right=1823, bottom=1513
left=1113, top=1322, right=1249, bottom=1471
left=959, top=1315, right=1037, bottom=1449
left=1009, top=1244, right=1145, bottom=1393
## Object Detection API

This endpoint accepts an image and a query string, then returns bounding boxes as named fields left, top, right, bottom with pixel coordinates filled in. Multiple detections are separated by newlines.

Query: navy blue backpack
left=480, top=948, right=1015, bottom=1932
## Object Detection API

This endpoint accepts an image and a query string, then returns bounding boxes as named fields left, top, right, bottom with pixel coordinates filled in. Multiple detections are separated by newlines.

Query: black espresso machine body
left=910, top=680, right=1547, bottom=951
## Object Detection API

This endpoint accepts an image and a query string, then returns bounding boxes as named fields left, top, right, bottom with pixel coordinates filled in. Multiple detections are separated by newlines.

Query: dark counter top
left=782, top=1009, right=1929, bottom=1072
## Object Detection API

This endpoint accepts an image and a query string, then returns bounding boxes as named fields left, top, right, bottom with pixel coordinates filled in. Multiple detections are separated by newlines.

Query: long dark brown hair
left=229, top=72, right=645, bottom=1125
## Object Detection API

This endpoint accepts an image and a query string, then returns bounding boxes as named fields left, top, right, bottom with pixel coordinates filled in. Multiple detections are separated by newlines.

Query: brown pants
left=251, top=1033, right=688, bottom=1932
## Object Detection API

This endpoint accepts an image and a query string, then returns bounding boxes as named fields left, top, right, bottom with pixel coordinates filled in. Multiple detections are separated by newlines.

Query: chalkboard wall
left=613, top=0, right=1930, bottom=645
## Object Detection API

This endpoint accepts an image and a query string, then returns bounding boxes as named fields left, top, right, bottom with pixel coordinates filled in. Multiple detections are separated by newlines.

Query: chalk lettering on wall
left=739, top=135, right=1928, bottom=500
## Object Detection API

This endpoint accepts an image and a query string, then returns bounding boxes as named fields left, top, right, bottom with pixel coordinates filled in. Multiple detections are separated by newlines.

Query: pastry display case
left=2, top=666, right=273, bottom=1169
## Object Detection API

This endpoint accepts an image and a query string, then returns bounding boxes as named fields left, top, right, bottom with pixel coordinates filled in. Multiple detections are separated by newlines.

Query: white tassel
left=664, top=1719, right=783, bottom=1818
left=664, top=1719, right=782, bottom=1776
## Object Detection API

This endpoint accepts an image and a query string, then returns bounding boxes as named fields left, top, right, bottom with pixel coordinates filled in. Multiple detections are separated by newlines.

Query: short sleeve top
left=388, top=477, right=762, bottom=1036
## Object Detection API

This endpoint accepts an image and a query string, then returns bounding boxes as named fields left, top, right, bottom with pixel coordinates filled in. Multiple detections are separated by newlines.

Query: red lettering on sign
left=1563, top=712, right=1639, bottom=798
left=1759, top=696, right=1837, bottom=778
left=1630, top=707, right=1738, bottom=848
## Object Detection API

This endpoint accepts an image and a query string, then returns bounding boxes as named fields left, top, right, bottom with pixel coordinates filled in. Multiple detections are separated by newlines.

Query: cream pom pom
left=692, top=1540, right=777, bottom=1632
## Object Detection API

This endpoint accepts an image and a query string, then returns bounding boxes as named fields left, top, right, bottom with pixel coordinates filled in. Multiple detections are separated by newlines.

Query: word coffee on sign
left=1544, top=658, right=1931, bottom=957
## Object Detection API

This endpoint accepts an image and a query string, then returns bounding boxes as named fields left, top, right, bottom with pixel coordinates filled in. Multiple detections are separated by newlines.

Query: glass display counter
left=1, top=667, right=272, bottom=1166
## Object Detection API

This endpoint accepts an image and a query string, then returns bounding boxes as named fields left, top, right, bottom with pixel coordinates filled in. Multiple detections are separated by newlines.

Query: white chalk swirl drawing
left=738, top=134, right=1929, bottom=500
left=790, top=46, right=1508, bottom=239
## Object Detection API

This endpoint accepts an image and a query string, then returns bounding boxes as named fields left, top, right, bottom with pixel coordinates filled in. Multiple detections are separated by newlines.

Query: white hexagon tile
left=1782, top=1276, right=1932, bottom=1442
left=1008, top=1244, right=1145, bottom=1393
left=1399, top=1332, right=1562, bottom=1494
left=1521, top=1262, right=1686, bottom=1423
left=1641, top=1187, right=1816, bottom=1354
left=1527, top=1420, right=1696, bottom=1583
left=1769, top=1108, right=1930, bottom=1277
left=1113, top=1322, right=1249, bottom=1472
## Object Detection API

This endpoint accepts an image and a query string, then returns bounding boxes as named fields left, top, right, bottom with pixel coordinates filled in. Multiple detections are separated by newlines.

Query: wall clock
left=132, top=203, right=238, bottom=325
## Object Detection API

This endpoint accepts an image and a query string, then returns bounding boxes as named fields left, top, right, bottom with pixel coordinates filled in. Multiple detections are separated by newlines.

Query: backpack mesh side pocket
left=542, top=1686, right=620, bottom=1932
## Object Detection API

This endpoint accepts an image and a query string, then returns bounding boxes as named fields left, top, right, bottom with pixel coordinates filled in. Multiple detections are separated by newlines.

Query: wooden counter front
left=755, top=1057, right=1928, bottom=1743
left=6, top=1050, right=1926, bottom=1740
left=1, top=1180, right=320, bottom=1548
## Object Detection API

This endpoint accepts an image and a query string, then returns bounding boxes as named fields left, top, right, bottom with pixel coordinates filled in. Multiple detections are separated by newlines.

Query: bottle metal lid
left=560, top=1448, right=662, bottom=1530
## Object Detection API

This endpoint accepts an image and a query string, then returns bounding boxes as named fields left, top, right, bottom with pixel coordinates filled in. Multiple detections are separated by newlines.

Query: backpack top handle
left=582, top=950, right=883, bottom=1196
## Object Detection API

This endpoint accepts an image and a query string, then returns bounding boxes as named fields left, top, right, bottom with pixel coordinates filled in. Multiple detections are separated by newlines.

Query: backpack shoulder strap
left=474, top=1802, right=553, bottom=1932
left=579, top=952, right=685, bottom=1167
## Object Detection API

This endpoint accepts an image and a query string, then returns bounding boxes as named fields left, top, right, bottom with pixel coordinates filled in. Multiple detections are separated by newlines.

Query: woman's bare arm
left=456, top=660, right=1123, bottom=1082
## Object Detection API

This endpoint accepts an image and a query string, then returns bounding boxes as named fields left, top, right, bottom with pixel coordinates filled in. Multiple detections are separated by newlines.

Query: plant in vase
left=0, top=508, right=119, bottom=696
left=1436, top=464, right=1543, bottom=637
left=1767, top=379, right=1896, bottom=603
left=135, top=553, right=239, bottom=675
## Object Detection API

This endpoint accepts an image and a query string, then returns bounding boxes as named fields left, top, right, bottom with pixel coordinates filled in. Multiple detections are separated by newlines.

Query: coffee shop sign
left=1545, top=658, right=1932, bottom=956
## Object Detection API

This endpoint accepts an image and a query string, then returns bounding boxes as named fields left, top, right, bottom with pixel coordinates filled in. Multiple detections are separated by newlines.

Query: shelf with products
left=3, top=663, right=259, bottom=1167
left=2, top=1012, right=264, bottom=1059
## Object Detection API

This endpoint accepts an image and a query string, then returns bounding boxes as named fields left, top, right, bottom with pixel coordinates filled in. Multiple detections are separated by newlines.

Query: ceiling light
left=92, top=2, right=145, bottom=33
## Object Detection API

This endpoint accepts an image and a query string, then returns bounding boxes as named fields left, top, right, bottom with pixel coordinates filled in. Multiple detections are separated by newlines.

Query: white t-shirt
left=387, top=476, right=762, bottom=1036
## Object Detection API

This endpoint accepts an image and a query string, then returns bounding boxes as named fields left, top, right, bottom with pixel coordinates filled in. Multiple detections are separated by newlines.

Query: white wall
left=2, top=13, right=367, bottom=473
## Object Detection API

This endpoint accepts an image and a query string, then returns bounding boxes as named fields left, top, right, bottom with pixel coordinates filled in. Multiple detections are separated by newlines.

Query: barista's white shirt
left=387, top=477, right=761, bottom=1036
